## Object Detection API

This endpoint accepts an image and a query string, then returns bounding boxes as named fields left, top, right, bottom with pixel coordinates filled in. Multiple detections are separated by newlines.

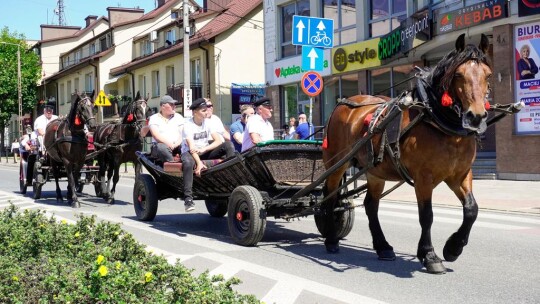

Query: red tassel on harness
left=484, top=100, right=490, bottom=110
left=322, top=137, right=328, bottom=149
left=74, top=115, right=82, bottom=126
left=441, top=91, right=453, bottom=107
left=127, top=113, right=134, bottom=122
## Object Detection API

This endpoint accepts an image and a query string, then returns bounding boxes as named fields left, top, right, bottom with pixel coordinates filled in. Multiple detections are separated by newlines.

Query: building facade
left=263, top=0, right=540, bottom=180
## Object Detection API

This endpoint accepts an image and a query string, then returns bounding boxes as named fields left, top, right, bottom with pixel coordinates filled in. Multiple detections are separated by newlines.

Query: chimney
left=85, top=15, right=98, bottom=27
left=157, top=0, right=166, bottom=7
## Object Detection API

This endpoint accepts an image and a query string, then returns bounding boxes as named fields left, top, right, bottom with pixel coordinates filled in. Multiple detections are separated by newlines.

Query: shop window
left=370, top=64, right=415, bottom=97
left=322, top=0, right=357, bottom=45
left=282, top=84, right=309, bottom=123
left=322, top=74, right=359, bottom=123
left=369, top=0, right=407, bottom=38
left=280, top=0, right=310, bottom=58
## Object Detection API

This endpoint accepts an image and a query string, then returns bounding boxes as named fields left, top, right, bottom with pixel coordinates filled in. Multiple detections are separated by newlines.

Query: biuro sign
left=435, top=0, right=508, bottom=35
left=332, top=38, right=381, bottom=73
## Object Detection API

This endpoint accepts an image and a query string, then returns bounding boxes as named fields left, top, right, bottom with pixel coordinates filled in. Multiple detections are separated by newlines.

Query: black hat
left=44, top=103, right=54, bottom=112
left=160, top=95, right=177, bottom=105
left=189, top=98, right=208, bottom=110
left=253, top=97, right=271, bottom=107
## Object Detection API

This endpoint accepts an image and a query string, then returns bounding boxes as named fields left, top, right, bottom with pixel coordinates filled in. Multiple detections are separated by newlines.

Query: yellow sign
left=331, top=38, right=381, bottom=74
left=94, top=90, right=112, bottom=106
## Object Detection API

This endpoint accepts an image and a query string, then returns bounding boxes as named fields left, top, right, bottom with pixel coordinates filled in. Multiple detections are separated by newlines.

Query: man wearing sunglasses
left=241, top=97, right=274, bottom=152
left=204, top=98, right=231, bottom=142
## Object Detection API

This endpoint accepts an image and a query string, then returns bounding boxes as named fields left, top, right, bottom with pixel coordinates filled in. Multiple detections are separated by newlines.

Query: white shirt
left=148, top=112, right=184, bottom=144
left=207, top=114, right=226, bottom=142
left=34, top=114, right=58, bottom=135
left=181, top=118, right=213, bottom=154
left=241, top=114, right=274, bottom=152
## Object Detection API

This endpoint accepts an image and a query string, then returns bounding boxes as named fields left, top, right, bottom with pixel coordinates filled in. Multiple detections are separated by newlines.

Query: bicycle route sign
left=292, top=16, right=334, bottom=48
left=301, top=71, right=323, bottom=97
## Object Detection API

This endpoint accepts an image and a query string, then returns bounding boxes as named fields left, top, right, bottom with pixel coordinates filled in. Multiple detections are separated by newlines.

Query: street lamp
left=0, top=42, right=22, bottom=138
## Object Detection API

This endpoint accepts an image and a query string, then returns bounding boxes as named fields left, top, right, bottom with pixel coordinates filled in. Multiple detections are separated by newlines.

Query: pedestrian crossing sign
left=94, top=90, right=112, bottom=106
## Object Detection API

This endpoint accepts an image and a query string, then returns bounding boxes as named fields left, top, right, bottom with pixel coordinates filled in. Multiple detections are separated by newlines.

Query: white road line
left=262, top=281, right=304, bottom=304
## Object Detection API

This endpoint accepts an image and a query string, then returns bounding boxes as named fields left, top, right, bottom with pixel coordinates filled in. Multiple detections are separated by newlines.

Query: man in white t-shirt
left=204, top=98, right=231, bottom=142
left=34, top=104, right=58, bottom=153
left=181, top=98, right=235, bottom=212
left=148, top=95, right=184, bottom=162
left=241, top=97, right=274, bottom=152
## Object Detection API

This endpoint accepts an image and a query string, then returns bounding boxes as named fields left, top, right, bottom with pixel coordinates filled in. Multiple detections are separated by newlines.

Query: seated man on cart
left=181, top=98, right=235, bottom=212
left=148, top=95, right=184, bottom=163
left=34, top=103, right=58, bottom=155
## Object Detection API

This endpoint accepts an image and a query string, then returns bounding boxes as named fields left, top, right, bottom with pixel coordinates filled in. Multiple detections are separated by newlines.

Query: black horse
left=93, top=93, right=148, bottom=204
left=44, top=93, right=97, bottom=208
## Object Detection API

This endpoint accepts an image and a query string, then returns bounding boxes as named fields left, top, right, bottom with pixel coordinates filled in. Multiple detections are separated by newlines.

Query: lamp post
left=0, top=42, right=22, bottom=138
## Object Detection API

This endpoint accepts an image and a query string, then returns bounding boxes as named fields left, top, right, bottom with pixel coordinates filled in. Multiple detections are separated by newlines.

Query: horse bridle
left=77, top=96, right=97, bottom=126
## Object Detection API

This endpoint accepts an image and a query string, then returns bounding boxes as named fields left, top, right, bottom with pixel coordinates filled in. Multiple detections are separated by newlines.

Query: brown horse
left=322, top=34, right=492, bottom=274
left=93, top=93, right=148, bottom=204
left=44, top=93, right=97, bottom=208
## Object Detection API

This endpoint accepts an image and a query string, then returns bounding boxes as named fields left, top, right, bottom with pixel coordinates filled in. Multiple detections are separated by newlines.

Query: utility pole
left=183, top=1, right=192, bottom=117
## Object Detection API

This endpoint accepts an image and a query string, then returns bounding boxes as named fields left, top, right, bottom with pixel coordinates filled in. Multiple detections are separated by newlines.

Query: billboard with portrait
left=514, top=21, right=540, bottom=135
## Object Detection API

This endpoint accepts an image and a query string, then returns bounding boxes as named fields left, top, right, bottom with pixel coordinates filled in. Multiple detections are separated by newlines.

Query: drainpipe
left=89, top=59, right=100, bottom=122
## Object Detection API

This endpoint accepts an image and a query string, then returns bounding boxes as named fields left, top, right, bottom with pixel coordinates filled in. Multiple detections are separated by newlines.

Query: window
left=370, top=64, right=415, bottom=98
left=166, top=29, right=176, bottom=45
left=85, top=73, right=93, bottom=93
left=138, top=75, right=147, bottom=97
left=322, top=0, right=357, bottom=45
left=191, top=59, right=201, bottom=84
left=166, top=65, right=175, bottom=86
left=152, top=70, right=160, bottom=97
left=100, top=36, right=107, bottom=52
left=67, top=80, right=72, bottom=99
left=74, top=78, right=79, bottom=97
left=140, top=39, right=152, bottom=56
left=60, top=83, right=65, bottom=105
left=74, top=49, right=81, bottom=63
left=369, top=0, right=407, bottom=37
left=280, top=0, right=310, bottom=58
left=90, top=43, right=96, bottom=55
left=282, top=84, right=309, bottom=123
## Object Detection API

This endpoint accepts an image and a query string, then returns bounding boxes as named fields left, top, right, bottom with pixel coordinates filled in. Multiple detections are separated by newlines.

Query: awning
left=104, top=73, right=128, bottom=85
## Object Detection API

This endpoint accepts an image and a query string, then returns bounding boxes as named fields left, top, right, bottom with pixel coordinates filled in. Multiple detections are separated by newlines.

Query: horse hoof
left=377, top=249, right=396, bottom=261
left=107, top=198, right=115, bottom=205
left=71, top=201, right=80, bottom=208
left=443, top=245, right=461, bottom=262
left=424, top=260, right=447, bottom=274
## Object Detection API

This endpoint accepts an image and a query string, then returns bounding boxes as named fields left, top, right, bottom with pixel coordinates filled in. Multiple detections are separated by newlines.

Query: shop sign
left=265, top=49, right=332, bottom=86
left=434, top=0, right=508, bottom=36
left=332, top=38, right=381, bottom=73
left=378, top=9, right=431, bottom=63
left=514, top=21, right=540, bottom=135
left=518, top=0, right=540, bottom=17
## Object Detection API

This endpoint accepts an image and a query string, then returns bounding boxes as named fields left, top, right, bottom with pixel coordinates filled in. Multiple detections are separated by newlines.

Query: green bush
left=0, top=205, right=260, bottom=303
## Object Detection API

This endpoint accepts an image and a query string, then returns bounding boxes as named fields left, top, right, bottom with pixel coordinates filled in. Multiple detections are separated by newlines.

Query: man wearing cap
left=204, top=98, right=231, bottom=142
left=34, top=104, right=58, bottom=153
left=181, top=98, right=235, bottom=212
left=241, top=97, right=274, bottom=152
left=148, top=95, right=184, bottom=163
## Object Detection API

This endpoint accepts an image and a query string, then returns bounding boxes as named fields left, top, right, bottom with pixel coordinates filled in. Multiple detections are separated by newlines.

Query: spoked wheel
left=32, top=161, right=44, bottom=199
left=133, top=174, right=158, bottom=221
left=205, top=199, right=228, bottom=217
left=227, top=185, right=266, bottom=246
left=314, top=175, right=355, bottom=239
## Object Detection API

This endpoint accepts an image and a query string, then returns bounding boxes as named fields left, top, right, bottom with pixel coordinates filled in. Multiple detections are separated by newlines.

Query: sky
left=2, top=0, right=201, bottom=41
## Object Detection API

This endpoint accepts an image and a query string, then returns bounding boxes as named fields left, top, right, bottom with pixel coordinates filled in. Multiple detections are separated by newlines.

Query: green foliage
left=0, top=205, right=260, bottom=303
left=0, top=27, right=41, bottom=128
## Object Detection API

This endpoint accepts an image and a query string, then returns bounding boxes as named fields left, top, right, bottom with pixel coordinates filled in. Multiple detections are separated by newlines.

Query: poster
left=514, top=21, right=540, bottom=134
left=230, top=83, right=265, bottom=122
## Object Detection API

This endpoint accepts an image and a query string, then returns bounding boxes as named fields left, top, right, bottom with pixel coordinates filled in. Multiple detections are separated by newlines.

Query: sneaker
left=184, top=198, right=195, bottom=212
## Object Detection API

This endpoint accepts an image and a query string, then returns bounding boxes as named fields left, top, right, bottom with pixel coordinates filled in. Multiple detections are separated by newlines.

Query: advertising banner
left=435, top=0, right=508, bottom=36
left=518, top=0, right=540, bottom=17
left=514, top=21, right=540, bottom=134
left=230, top=83, right=265, bottom=121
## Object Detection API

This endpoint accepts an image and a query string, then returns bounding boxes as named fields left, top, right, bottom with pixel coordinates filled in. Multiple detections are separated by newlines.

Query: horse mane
left=67, top=94, right=81, bottom=126
left=429, top=43, right=491, bottom=97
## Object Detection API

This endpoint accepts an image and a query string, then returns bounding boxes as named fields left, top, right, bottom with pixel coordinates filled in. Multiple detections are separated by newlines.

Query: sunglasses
left=207, top=104, right=213, bottom=108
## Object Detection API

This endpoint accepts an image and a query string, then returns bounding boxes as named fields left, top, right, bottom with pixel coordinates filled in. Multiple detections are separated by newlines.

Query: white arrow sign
left=296, top=20, right=305, bottom=43
left=316, top=20, right=326, bottom=31
left=307, top=48, right=319, bottom=70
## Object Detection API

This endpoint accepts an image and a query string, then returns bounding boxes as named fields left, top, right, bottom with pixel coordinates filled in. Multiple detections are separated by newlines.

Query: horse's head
left=122, top=97, right=148, bottom=126
left=71, top=94, right=97, bottom=131
left=433, top=34, right=492, bottom=134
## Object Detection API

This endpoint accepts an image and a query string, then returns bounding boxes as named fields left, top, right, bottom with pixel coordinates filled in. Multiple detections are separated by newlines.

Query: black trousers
left=181, top=141, right=235, bottom=200
left=151, top=142, right=181, bottom=162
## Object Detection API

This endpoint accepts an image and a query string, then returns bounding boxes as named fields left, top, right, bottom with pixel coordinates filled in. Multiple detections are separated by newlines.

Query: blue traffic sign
left=292, top=16, right=334, bottom=48
left=301, top=71, right=323, bottom=97
left=302, top=46, right=324, bottom=71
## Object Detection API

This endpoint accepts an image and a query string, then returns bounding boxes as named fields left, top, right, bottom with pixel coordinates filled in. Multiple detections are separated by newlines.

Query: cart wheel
left=314, top=175, right=355, bottom=239
left=227, top=185, right=266, bottom=246
left=205, top=199, right=228, bottom=217
left=32, top=161, right=44, bottom=199
left=133, top=174, right=158, bottom=221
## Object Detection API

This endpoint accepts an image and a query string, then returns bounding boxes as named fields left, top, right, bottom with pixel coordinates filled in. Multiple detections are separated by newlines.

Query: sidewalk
left=4, top=160, right=538, bottom=215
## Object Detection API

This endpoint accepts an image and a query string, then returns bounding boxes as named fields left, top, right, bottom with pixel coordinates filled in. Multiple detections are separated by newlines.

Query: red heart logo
left=275, top=68, right=281, bottom=77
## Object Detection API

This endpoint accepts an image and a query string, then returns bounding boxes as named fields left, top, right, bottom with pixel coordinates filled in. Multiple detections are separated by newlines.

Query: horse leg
left=107, top=162, right=120, bottom=205
left=414, top=178, right=446, bottom=274
left=322, top=166, right=348, bottom=253
left=65, top=164, right=80, bottom=208
left=364, top=175, right=395, bottom=260
left=52, top=163, right=63, bottom=203
left=96, top=154, right=106, bottom=198
left=443, top=171, right=478, bottom=262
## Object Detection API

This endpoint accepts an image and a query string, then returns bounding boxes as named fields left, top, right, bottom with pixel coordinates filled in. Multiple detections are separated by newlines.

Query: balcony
left=102, top=95, right=132, bottom=119
left=167, top=83, right=203, bottom=114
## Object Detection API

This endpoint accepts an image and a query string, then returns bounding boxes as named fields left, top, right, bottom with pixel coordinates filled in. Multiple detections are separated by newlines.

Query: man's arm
left=200, top=132, right=223, bottom=154
left=149, top=125, right=178, bottom=150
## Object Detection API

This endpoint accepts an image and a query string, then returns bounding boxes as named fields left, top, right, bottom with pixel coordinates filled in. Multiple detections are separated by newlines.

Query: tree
left=0, top=27, right=41, bottom=155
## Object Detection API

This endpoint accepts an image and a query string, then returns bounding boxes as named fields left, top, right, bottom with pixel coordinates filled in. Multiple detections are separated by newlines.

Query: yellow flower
left=98, top=265, right=108, bottom=277
left=61, top=219, right=67, bottom=224
left=96, top=254, right=105, bottom=265
left=12, top=276, right=19, bottom=281
left=144, top=272, right=153, bottom=283
left=74, top=232, right=80, bottom=237
left=115, top=261, right=121, bottom=270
